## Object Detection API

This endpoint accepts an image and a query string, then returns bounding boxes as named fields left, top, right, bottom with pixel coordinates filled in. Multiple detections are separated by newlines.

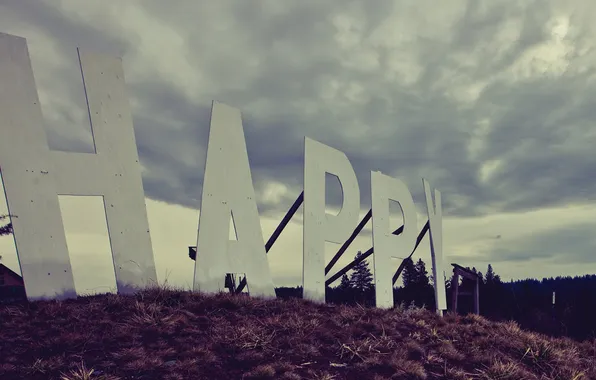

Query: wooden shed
left=0, top=263, right=24, bottom=287
left=0, top=263, right=26, bottom=304
left=451, top=263, right=482, bottom=315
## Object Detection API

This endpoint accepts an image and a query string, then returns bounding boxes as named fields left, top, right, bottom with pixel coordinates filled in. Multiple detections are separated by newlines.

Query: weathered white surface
left=371, top=171, right=418, bottom=309
left=193, top=102, right=276, bottom=299
left=0, top=33, right=157, bottom=301
left=303, top=137, right=360, bottom=303
left=423, top=178, right=447, bottom=312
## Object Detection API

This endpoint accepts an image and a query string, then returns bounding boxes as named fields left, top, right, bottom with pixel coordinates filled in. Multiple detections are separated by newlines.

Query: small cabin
left=451, top=263, right=482, bottom=315
left=0, top=263, right=24, bottom=287
left=0, top=263, right=26, bottom=303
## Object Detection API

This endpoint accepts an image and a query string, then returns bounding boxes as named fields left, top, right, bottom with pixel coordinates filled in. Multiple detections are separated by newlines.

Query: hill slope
left=0, top=286, right=595, bottom=380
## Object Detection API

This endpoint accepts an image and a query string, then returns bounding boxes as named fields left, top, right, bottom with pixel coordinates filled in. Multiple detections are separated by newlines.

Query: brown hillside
left=0, top=285, right=595, bottom=380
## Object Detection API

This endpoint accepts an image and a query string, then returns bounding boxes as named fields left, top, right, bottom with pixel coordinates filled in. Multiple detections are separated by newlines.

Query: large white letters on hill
left=0, top=32, right=449, bottom=310
left=303, top=138, right=360, bottom=303
left=194, top=102, right=276, bottom=299
left=0, top=33, right=157, bottom=301
left=370, top=171, right=418, bottom=309
left=423, top=178, right=448, bottom=313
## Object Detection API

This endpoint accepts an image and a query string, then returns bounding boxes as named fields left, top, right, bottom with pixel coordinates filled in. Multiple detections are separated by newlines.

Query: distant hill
left=0, top=285, right=595, bottom=379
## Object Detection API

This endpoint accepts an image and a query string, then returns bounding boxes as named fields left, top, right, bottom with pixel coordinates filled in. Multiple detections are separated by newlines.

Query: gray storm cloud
left=2, top=0, right=596, bottom=222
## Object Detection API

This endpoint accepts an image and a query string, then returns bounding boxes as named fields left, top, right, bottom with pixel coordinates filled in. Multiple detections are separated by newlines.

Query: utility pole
left=551, top=291, right=556, bottom=323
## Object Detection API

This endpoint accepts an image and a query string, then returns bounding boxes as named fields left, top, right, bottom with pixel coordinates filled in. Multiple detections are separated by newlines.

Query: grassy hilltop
left=1, top=285, right=595, bottom=380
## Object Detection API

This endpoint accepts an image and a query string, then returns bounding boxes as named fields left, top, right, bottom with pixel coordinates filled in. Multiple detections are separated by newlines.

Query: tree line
left=277, top=252, right=596, bottom=342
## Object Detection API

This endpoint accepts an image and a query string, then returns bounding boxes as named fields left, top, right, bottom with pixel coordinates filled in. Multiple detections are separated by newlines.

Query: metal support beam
left=235, top=191, right=304, bottom=293
left=326, top=220, right=430, bottom=288
left=450, top=263, right=481, bottom=315
left=265, top=191, right=304, bottom=252
left=325, top=224, right=405, bottom=287
left=325, top=246, right=374, bottom=287
left=391, top=221, right=430, bottom=285
left=325, top=209, right=372, bottom=275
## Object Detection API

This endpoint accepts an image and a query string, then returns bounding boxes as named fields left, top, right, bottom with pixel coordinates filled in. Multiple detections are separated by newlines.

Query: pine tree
left=350, top=251, right=374, bottom=293
left=401, top=257, right=416, bottom=288
left=338, top=274, right=351, bottom=290
left=413, top=258, right=430, bottom=287
left=485, top=264, right=495, bottom=284
left=485, top=264, right=502, bottom=285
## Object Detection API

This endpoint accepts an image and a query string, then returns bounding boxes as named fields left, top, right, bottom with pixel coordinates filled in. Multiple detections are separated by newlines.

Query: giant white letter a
left=193, top=102, right=276, bottom=299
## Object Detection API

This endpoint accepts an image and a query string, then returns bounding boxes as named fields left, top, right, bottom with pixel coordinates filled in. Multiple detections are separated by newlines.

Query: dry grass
left=1, top=284, right=595, bottom=379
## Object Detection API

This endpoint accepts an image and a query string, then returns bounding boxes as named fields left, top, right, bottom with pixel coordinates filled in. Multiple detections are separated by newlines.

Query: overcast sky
left=1, top=0, right=596, bottom=296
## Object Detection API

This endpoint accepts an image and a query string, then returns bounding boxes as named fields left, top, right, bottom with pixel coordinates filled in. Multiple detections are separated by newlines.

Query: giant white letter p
left=303, top=138, right=360, bottom=303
